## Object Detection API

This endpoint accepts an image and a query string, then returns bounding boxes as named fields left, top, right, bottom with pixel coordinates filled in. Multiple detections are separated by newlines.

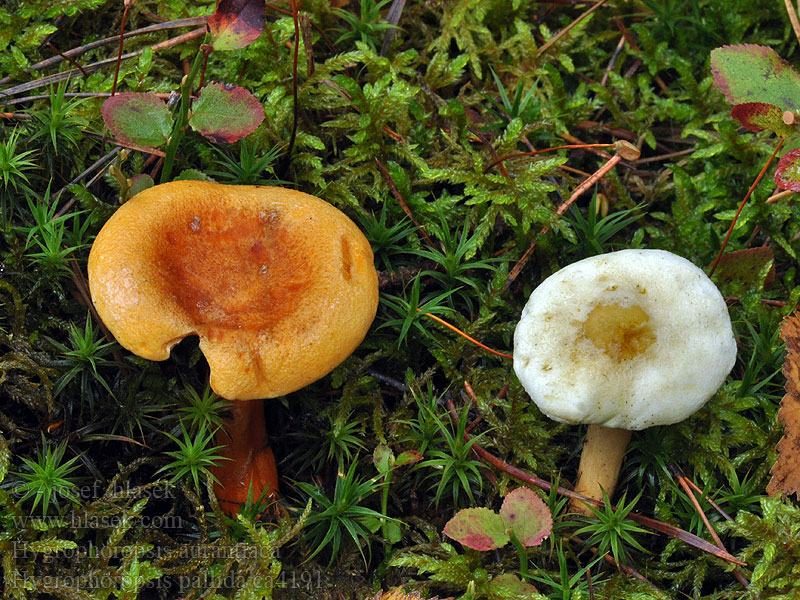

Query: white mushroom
left=513, top=249, right=737, bottom=514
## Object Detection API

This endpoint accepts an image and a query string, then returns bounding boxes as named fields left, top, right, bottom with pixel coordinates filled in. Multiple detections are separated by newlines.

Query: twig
left=0, top=28, right=206, bottom=100
left=374, top=157, right=435, bottom=247
left=723, top=297, right=787, bottom=308
left=538, top=0, right=610, bottom=57
left=708, top=138, right=784, bottom=277
left=111, top=2, right=130, bottom=96
left=766, top=189, right=795, bottom=204
left=600, top=35, right=626, bottom=88
left=567, top=534, right=651, bottom=583
left=444, top=396, right=746, bottom=566
left=380, top=0, right=407, bottom=56
left=0, top=16, right=208, bottom=87
left=422, top=312, right=514, bottom=360
left=670, top=466, right=750, bottom=590
left=503, top=142, right=639, bottom=290
left=483, top=143, right=615, bottom=174
left=54, top=148, right=120, bottom=216
left=634, top=148, right=695, bottom=164
left=0, top=91, right=175, bottom=106
left=47, top=43, right=88, bottom=79
left=785, top=0, right=800, bottom=47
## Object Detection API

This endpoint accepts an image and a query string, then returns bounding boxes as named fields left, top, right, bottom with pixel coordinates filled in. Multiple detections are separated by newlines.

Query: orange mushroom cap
left=88, top=181, right=379, bottom=400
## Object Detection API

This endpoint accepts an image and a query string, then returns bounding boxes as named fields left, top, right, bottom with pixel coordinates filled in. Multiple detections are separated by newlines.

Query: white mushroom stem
left=571, top=424, right=632, bottom=516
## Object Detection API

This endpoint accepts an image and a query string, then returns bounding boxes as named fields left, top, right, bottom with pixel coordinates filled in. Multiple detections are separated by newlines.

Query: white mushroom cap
left=513, top=249, right=737, bottom=430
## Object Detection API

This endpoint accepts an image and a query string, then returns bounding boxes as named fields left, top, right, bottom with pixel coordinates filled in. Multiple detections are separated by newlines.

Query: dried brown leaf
left=767, top=311, right=800, bottom=498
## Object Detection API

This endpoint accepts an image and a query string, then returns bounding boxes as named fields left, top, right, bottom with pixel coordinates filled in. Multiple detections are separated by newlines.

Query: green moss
left=1, top=0, right=798, bottom=598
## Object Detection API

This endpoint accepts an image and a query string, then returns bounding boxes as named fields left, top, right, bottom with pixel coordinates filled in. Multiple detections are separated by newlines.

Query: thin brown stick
left=0, top=91, right=175, bottom=106
left=671, top=467, right=750, bottom=589
left=766, top=189, right=795, bottom=204
left=503, top=153, right=625, bottom=290
left=567, top=535, right=650, bottom=583
left=0, top=28, right=205, bottom=100
left=483, top=143, right=615, bottom=173
left=0, top=17, right=208, bottom=87
left=423, top=312, right=514, bottom=360
left=538, top=0, right=611, bottom=56
left=47, top=44, right=88, bottom=79
left=634, top=148, right=695, bottom=164
left=375, top=157, right=435, bottom=247
left=111, top=3, right=130, bottom=96
left=600, top=35, right=626, bottom=88
left=708, top=138, right=784, bottom=277
left=723, top=296, right=788, bottom=308
left=445, top=396, right=746, bottom=566
left=785, top=0, right=800, bottom=47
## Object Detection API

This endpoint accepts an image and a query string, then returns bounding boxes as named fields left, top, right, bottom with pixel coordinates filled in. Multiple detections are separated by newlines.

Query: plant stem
left=160, top=40, right=207, bottom=183
left=509, top=530, right=529, bottom=580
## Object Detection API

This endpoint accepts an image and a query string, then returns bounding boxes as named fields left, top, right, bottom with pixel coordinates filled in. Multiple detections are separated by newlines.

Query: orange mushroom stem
left=89, top=182, right=379, bottom=517
left=211, top=398, right=279, bottom=514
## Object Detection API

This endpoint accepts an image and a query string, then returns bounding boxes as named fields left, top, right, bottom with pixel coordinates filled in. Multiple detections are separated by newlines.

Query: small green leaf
left=101, top=93, right=172, bottom=148
left=730, top=103, right=795, bottom=137
left=487, top=573, right=539, bottom=596
left=384, top=521, right=403, bottom=544
left=189, top=82, right=265, bottom=144
left=775, top=148, right=800, bottom=191
left=711, top=45, right=800, bottom=111
left=129, top=174, right=154, bottom=198
left=373, top=444, right=394, bottom=474
left=443, top=507, right=509, bottom=551
left=499, top=488, right=552, bottom=548
left=208, top=0, right=265, bottom=51
left=175, top=169, right=215, bottom=181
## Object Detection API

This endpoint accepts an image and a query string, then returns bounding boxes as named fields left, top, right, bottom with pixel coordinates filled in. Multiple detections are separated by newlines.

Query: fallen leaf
left=711, top=246, right=775, bottom=287
left=442, top=507, right=508, bottom=551
left=208, top=0, right=265, bottom=51
left=767, top=311, right=800, bottom=499
left=101, top=93, right=172, bottom=148
left=711, top=45, right=800, bottom=111
left=775, top=148, right=800, bottom=192
left=730, top=103, right=796, bottom=138
left=487, top=573, right=539, bottom=597
left=498, top=487, right=553, bottom=548
left=189, top=82, right=265, bottom=143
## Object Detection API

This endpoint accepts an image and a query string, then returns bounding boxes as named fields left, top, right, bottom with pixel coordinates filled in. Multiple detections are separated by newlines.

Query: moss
left=0, top=0, right=798, bottom=598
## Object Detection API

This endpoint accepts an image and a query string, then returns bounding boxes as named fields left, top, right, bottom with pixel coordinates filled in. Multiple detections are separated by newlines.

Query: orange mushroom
left=88, top=181, right=379, bottom=514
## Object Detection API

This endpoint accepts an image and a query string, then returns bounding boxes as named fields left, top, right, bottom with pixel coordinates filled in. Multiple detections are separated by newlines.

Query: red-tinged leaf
left=731, top=103, right=796, bottom=137
left=395, top=450, right=423, bottom=467
left=487, top=573, right=539, bottom=596
left=711, top=247, right=775, bottom=287
left=711, top=45, right=800, bottom=111
left=208, top=0, right=265, bottom=51
left=443, top=508, right=508, bottom=551
left=767, top=312, right=800, bottom=499
left=189, top=82, right=265, bottom=143
left=101, top=93, right=172, bottom=148
left=499, top=488, right=552, bottom=548
left=775, top=148, right=800, bottom=192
